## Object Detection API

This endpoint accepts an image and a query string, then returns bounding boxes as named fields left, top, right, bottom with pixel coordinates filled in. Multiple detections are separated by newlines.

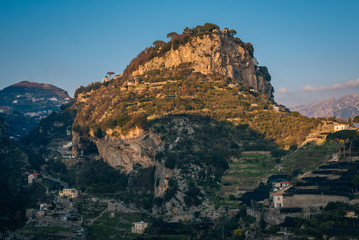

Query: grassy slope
left=73, top=67, right=319, bottom=148
left=281, top=141, right=338, bottom=173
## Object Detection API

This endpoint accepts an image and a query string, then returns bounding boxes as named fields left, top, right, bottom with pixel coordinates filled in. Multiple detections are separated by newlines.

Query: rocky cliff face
left=93, top=128, right=160, bottom=172
left=131, top=30, right=273, bottom=98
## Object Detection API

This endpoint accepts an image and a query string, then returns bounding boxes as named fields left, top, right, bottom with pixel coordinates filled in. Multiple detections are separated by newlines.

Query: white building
left=28, top=173, right=40, bottom=184
left=59, top=188, right=78, bottom=198
left=334, top=124, right=349, bottom=132
left=131, top=221, right=148, bottom=234
left=273, top=194, right=284, bottom=208
left=273, top=106, right=280, bottom=112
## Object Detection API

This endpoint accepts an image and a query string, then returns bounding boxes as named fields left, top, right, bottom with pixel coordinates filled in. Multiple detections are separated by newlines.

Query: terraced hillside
left=222, top=152, right=278, bottom=196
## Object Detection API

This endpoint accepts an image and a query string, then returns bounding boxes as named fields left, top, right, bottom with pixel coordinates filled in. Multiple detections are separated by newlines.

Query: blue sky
left=0, top=0, right=358, bottom=106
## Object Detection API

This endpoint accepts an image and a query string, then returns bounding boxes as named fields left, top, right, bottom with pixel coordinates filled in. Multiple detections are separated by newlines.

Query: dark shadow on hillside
left=150, top=114, right=286, bottom=187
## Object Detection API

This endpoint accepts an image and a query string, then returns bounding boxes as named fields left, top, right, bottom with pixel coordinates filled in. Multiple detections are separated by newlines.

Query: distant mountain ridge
left=290, top=93, right=359, bottom=120
left=0, top=81, right=70, bottom=113
left=0, top=81, right=70, bottom=140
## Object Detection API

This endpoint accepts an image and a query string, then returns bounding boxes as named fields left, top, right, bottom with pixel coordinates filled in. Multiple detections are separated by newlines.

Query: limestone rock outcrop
left=131, top=30, right=273, bottom=98
left=94, top=129, right=160, bottom=173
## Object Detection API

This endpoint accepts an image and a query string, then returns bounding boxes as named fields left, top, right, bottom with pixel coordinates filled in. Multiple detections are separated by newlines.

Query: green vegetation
left=74, top=81, right=111, bottom=99
left=23, top=226, right=71, bottom=232
left=163, top=178, right=179, bottom=202
left=0, top=120, right=46, bottom=228
left=73, top=65, right=319, bottom=148
left=184, top=181, right=203, bottom=206
left=327, top=130, right=359, bottom=156
left=74, top=198, right=107, bottom=219
left=281, top=141, right=338, bottom=173
left=77, top=160, right=128, bottom=193
left=20, top=227, right=72, bottom=239
left=46, top=158, right=155, bottom=210
left=150, top=114, right=284, bottom=207
left=222, top=152, right=279, bottom=195
left=89, top=211, right=224, bottom=240
left=269, top=202, right=359, bottom=239
left=88, top=212, right=153, bottom=240
left=22, top=108, right=76, bottom=146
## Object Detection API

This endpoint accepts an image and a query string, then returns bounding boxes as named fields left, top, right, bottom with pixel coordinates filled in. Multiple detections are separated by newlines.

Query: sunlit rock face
left=132, top=30, right=273, bottom=99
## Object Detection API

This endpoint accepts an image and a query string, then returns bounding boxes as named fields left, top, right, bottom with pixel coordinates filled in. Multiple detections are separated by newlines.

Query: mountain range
left=290, top=93, right=359, bottom=120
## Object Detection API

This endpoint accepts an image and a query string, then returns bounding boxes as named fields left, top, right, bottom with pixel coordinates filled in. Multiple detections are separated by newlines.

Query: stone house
left=59, top=188, right=78, bottom=198
left=334, top=124, right=349, bottom=132
left=131, top=221, right=148, bottom=234
left=108, top=202, right=122, bottom=212
left=345, top=211, right=357, bottom=218
left=28, top=173, right=40, bottom=184
left=273, top=194, right=284, bottom=208
left=39, top=203, right=48, bottom=211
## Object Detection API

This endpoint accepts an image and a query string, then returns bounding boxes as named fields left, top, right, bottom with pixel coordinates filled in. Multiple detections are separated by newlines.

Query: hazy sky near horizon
left=1, top=0, right=358, bottom=106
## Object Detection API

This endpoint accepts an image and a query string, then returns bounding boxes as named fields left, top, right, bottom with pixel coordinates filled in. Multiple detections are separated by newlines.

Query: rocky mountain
left=125, top=24, right=273, bottom=99
left=54, top=24, right=322, bottom=219
left=0, top=81, right=71, bottom=139
left=291, top=93, right=359, bottom=120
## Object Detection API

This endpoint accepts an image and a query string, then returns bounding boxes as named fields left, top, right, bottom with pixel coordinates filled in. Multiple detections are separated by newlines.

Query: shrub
left=94, top=127, right=104, bottom=138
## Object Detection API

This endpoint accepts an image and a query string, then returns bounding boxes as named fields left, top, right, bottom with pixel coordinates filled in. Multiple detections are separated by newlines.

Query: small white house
left=131, top=221, right=148, bottom=234
left=273, top=194, right=284, bottom=208
left=39, top=203, right=47, bottom=211
left=334, top=124, right=349, bottom=132
left=273, top=106, right=280, bottom=112
left=28, top=173, right=40, bottom=184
